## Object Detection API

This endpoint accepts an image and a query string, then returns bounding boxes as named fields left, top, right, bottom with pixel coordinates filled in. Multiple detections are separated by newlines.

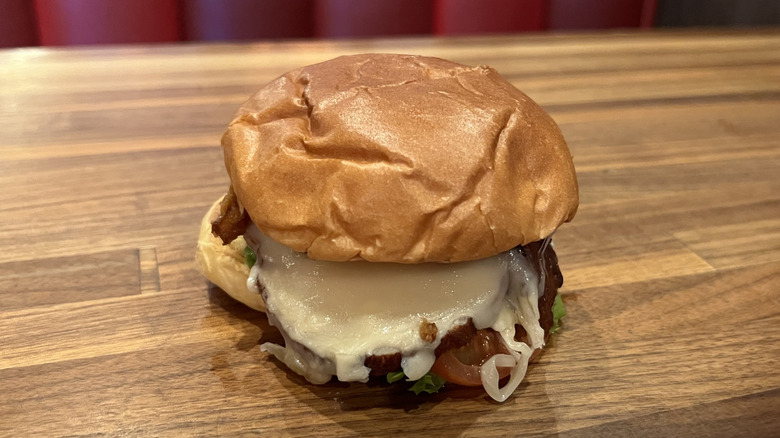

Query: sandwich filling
left=244, top=224, right=551, bottom=402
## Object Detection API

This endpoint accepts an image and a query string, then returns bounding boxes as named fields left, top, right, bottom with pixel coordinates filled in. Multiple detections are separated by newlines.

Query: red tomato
left=430, top=329, right=512, bottom=387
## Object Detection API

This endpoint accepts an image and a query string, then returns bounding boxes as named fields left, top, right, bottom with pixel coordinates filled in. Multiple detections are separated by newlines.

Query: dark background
left=657, top=0, right=780, bottom=27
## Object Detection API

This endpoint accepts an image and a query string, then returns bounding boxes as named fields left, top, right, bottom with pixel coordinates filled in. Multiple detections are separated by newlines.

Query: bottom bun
left=195, top=197, right=266, bottom=312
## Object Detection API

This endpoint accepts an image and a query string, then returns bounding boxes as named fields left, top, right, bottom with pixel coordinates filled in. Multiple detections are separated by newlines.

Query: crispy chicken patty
left=360, top=239, right=562, bottom=375
left=254, top=238, right=563, bottom=377
left=213, top=186, right=564, bottom=378
left=212, top=186, right=250, bottom=245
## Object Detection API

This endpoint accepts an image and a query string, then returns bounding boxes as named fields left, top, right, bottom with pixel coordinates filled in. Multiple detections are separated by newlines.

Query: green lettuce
left=409, top=372, right=447, bottom=395
left=550, top=293, right=566, bottom=334
left=244, top=245, right=257, bottom=268
left=386, top=371, right=446, bottom=395
left=386, top=370, right=405, bottom=384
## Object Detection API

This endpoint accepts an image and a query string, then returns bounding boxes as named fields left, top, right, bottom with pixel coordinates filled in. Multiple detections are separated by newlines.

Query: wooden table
left=1, top=29, right=779, bottom=437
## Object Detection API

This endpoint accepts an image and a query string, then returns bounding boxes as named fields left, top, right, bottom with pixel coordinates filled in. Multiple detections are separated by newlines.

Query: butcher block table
left=1, top=29, right=779, bottom=437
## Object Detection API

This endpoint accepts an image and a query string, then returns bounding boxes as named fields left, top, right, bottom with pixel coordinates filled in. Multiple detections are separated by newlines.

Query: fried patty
left=253, top=237, right=562, bottom=377
left=212, top=186, right=250, bottom=245
left=363, top=239, right=561, bottom=375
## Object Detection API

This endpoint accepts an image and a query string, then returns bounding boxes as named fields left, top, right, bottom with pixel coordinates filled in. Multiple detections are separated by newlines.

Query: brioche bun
left=195, top=197, right=265, bottom=312
left=221, top=54, right=578, bottom=263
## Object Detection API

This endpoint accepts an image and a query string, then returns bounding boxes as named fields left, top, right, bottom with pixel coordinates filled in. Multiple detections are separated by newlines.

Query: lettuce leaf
left=386, top=370, right=405, bottom=384
left=244, top=245, right=257, bottom=268
left=386, top=371, right=446, bottom=395
left=409, top=372, right=447, bottom=395
left=550, top=293, right=566, bottom=334
left=384, top=296, right=567, bottom=395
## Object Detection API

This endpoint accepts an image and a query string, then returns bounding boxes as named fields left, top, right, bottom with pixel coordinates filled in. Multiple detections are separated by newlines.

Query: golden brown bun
left=195, top=198, right=266, bottom=312
left=222, top=54, right=578, bottom=263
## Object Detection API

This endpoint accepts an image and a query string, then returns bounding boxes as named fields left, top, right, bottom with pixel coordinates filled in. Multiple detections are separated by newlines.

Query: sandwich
left=196, top=54, right=578, bottom=402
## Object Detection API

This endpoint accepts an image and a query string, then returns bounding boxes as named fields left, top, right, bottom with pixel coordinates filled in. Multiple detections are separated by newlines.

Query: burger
left=196, top=54, right=578, bottom=402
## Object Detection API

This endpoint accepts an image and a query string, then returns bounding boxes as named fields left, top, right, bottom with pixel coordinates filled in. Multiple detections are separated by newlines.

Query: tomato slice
left=430, top=329, right=512, bottom=387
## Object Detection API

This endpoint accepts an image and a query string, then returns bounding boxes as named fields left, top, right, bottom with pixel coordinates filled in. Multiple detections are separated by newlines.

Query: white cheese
left=245, top=225, right=545, bottom=402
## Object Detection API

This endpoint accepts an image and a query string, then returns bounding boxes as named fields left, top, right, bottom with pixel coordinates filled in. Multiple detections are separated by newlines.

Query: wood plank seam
left=138, top=246, right=161, bottom=294
left=545, top=91, right=780, bottom=112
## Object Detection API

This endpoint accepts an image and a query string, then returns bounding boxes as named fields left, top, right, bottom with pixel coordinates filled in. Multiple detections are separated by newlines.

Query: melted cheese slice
left=244, top=225, right=545, bottom=402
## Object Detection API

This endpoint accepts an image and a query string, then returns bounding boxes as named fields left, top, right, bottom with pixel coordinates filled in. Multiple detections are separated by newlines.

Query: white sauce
left=245, top=225, right=545, bottom=402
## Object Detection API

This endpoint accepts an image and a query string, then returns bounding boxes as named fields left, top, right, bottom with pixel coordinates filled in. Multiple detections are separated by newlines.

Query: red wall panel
left=548, top=0, right=648, bottom=30
left=0, top=0, right=39, bottom=47
left=35, top=0, right=180, bottom=46
left=315, top=0, right=433, bottom=38
left=435, top=0, right=547, bottom=35
left=182, top=0, right=314, bottom=41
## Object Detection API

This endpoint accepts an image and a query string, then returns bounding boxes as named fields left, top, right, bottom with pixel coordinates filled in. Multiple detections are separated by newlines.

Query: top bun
left=222, top=54, right=578, bottom=263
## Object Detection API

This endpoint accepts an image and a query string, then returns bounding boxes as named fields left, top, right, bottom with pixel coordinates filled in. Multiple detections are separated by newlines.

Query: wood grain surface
left=1, top=29, right=779, bottom=437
